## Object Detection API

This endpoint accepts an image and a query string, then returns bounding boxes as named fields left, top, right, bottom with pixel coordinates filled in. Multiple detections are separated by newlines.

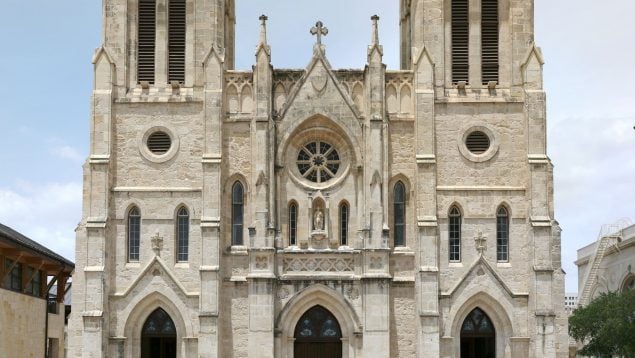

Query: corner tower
left=69, top=0, right=234, bottom=357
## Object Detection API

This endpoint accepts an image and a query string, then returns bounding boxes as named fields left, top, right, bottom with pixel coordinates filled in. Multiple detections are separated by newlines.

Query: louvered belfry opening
left=168, top=0, right=186, bottom=83
left=452, top=0, right=469, bottom=84
left=481, top=0, right=499, bottom=84
left=138, top=0, right=156, bottom=84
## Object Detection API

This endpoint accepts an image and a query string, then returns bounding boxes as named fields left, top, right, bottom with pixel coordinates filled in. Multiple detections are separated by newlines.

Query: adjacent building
left=0, top=223, right=74, bottom=358
left=576, top=220, right=635, bottom=306
left=69, top=0, right=568, bottom=357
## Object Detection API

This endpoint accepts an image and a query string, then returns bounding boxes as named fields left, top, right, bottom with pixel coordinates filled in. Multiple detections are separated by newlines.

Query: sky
left=0, top=0, right=633, bottom=293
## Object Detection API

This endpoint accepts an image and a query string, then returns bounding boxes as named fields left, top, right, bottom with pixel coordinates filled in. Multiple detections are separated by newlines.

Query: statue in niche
left=314, top=208, right=324, bottom=231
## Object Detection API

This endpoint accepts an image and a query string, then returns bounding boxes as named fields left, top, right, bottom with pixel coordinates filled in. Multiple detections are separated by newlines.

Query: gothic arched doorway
left=141, top=308, right=177, bottom=358
left=294, top=305, right=342, bottom=358
left=460, top=308, right=496, bottom=358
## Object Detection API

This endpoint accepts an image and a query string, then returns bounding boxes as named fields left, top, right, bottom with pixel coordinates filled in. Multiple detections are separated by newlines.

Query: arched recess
left=400, top=85, right=412, bottom=113
left=223, top=173, right=249, bottom=247
left=352, top=83, right=364, bottom=112
left=122, top=292, right=191, bottom=358
left=386, top=85, right=398, bottom=113
left=621, top=274, right=635, bottom=292
left=388, top=174, right=413, bottom=249
left=226, top=85, right=239, bottom=113
left=274, top=83, right=287, bottom=113
left=449, top=292, right=515, bottom=358
left=276, top=284, right=362, bottom=358
left=240, top=85, right=253, bottom=113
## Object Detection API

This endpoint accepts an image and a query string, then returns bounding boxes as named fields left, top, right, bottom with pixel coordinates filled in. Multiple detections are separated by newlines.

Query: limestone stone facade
left=69, top=0, right=567, bottom=357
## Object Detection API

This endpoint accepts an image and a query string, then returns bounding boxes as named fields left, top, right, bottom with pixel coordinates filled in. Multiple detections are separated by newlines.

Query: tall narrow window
left=481, top=0, right=499, bottom=84
left=176, top=206, right=189, bottom=262
left=128, top=207, right=141, bottom=262
left=232, top=182, right=244, bottom=246
left=449, top=206, right=462, bottom=262
left=3, top=259, right=22, bottom=291
left=394, top=181, right=406, bottom=247
left=339, top=202, right=349, bottom=246
left=168, top=0, right=186, bottom=83
left=289, top=202, right=298, bottom=246
left=496, top=206, right=509, bottom=261
left=451, top=0, right=469, bottom=84
left=137, top=0, right=156, bottom=84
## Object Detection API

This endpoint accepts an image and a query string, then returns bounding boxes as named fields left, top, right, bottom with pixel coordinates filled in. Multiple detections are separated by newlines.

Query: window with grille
left=496, top=206, right=509, bottom=261
left=176, top=206, right=189, bottom=262
left=147, top=131, right=172, bottom=154
left=138, top=0, right=156, bottom=84
left=289, top=203, right=298, bottom=246
left=481, top=0, right=499, bottom=84
left=451, top=0, right=469, bottom=84
left=465, top=131, right=491, bottom=154
left=128, top=207, right=141, bottom=262
left=394, top=182, right=406, bottom=247
left=340, top=202, right=349, bottom=246
left=168, top=0, right=186, bottom=83
left=232, top=182, right=244, bottom=246
left=449, top=206, right=461, bottom=262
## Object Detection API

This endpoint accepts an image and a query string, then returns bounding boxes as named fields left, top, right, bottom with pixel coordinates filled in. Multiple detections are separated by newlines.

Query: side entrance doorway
left=141, top=308, right=177, bottom=358
left=294, top=305, right=342, bottom=358
left=460, top=308, right=496, bottom=358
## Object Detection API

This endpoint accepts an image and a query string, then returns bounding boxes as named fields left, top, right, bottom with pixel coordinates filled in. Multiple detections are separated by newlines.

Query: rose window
left=297, top=141, right=340, bottom=183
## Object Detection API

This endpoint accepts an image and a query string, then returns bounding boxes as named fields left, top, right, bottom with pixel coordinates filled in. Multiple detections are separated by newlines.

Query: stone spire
left=258, top=14, right=268, bottom=45
left=371, top=15, right=380, bottom=45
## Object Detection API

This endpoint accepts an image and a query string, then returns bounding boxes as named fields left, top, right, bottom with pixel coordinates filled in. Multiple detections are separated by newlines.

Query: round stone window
left=296, top=141, right=340, bottom=183
left=139, top=126, right=180, bottom=163
left=465, top=131, right=491, bottom=154
left=147, top=131, right=172, bottom=154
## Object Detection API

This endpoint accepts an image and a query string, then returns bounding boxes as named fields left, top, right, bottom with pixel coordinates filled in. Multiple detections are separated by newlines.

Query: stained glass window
left=143, top=308, right=176, bottom=336
left=394, top=181, right=406, bottom=247
left=294, top=306, right=342, bottom=341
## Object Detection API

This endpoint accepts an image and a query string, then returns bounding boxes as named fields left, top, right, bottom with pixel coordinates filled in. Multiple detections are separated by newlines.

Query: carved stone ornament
left=151, top=232, right=164, bottom=257
left=474, top=231, right=487, bottom=255
left=255, top=256, right=268, bottom=270
left=314, top=208, right=325, bottom=231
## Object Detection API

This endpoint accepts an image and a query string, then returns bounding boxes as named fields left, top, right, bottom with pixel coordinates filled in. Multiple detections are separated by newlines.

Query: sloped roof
left=0, top=222, right=74, bottom=268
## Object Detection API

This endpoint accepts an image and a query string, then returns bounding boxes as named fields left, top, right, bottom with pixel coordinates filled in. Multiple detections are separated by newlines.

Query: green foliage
left=569, top=289, right=635, bottom=357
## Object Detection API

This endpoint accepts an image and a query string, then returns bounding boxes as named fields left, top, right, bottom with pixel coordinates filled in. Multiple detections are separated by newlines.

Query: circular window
left=296, top=141, right=340, bottom=183
left=139, top=126, right=180, bottom=163
left=465, top=131, right=490, bottom=154
left=147, top=131, right=172, bottom=154
left=458, top=125, right=499, bottom=163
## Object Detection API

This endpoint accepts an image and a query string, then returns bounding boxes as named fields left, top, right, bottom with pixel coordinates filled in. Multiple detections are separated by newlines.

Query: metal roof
left=0, top=222, right=74, bottom=268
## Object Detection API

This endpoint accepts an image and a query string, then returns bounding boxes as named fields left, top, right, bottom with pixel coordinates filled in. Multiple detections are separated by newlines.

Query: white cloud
left=0, top=181, right=82, bottom=262
left=50, top=144, right=85, bottom=163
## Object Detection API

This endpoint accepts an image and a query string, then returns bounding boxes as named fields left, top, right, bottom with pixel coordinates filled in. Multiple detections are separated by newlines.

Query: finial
left=371, top=15, right=380, bottom=45
left=310, top=21, right=329, bottom=45
left=259, top=14, right=268, bottom=44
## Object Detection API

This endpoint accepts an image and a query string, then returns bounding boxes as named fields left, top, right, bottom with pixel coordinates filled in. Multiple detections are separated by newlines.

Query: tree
left=569, top=289, right=635, bottom=357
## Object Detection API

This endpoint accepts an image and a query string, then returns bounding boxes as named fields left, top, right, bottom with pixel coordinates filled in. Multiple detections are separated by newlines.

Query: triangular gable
left=92, top=46, right=115, bottom=65
left=113, top=256, right=199, bottom=298
left=443, top=256, right=528, bottom=299
left=521, top=43, right=545, bottom=68
left=278, top=48, right=362, bottom=121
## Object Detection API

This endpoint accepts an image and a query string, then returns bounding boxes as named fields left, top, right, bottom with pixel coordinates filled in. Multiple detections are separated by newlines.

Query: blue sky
left=0, top=0, right=633, bottom=293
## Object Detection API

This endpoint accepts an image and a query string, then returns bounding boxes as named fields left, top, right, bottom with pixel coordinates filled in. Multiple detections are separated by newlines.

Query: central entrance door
left=294, top=305, right=342, bottom=358
left=141, top=308, right=177, bottom=358
left=460, top=308, right=496, bottom=358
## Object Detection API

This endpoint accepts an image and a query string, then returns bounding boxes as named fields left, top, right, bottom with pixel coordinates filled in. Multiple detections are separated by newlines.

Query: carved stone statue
left=314, top=208, right=324, bottom=231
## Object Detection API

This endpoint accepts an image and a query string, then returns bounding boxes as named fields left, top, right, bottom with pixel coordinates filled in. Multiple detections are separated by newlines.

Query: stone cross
left=474, top=231, right=487, bottom=255
left=151, top=232, right=164, bottom=257
left=310, top=21, right=328, bottom=45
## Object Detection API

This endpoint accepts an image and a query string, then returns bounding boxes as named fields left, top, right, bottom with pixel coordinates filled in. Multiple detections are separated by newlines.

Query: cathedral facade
left=69, top=0, right=568, bottom=357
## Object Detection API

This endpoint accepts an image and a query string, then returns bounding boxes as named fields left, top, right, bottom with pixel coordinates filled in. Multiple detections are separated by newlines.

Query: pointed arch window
left=339, top=202, right=349, bottom=246
left=481, top=0, right=499, bottom=84
left=128, top=206, right=141, bottom=262
left=176, top=206, right=189, bottom=262
left=496, top=206, right=509, bottom=262
left=289, top=202, right=298, bottom=246
left=137, top=0, right=156, bottom=84
left=232, top=182, right=244, bottom=246
left=394, top=181, right=406, bottom=247
left=449, top=206, right=461, bottom=262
